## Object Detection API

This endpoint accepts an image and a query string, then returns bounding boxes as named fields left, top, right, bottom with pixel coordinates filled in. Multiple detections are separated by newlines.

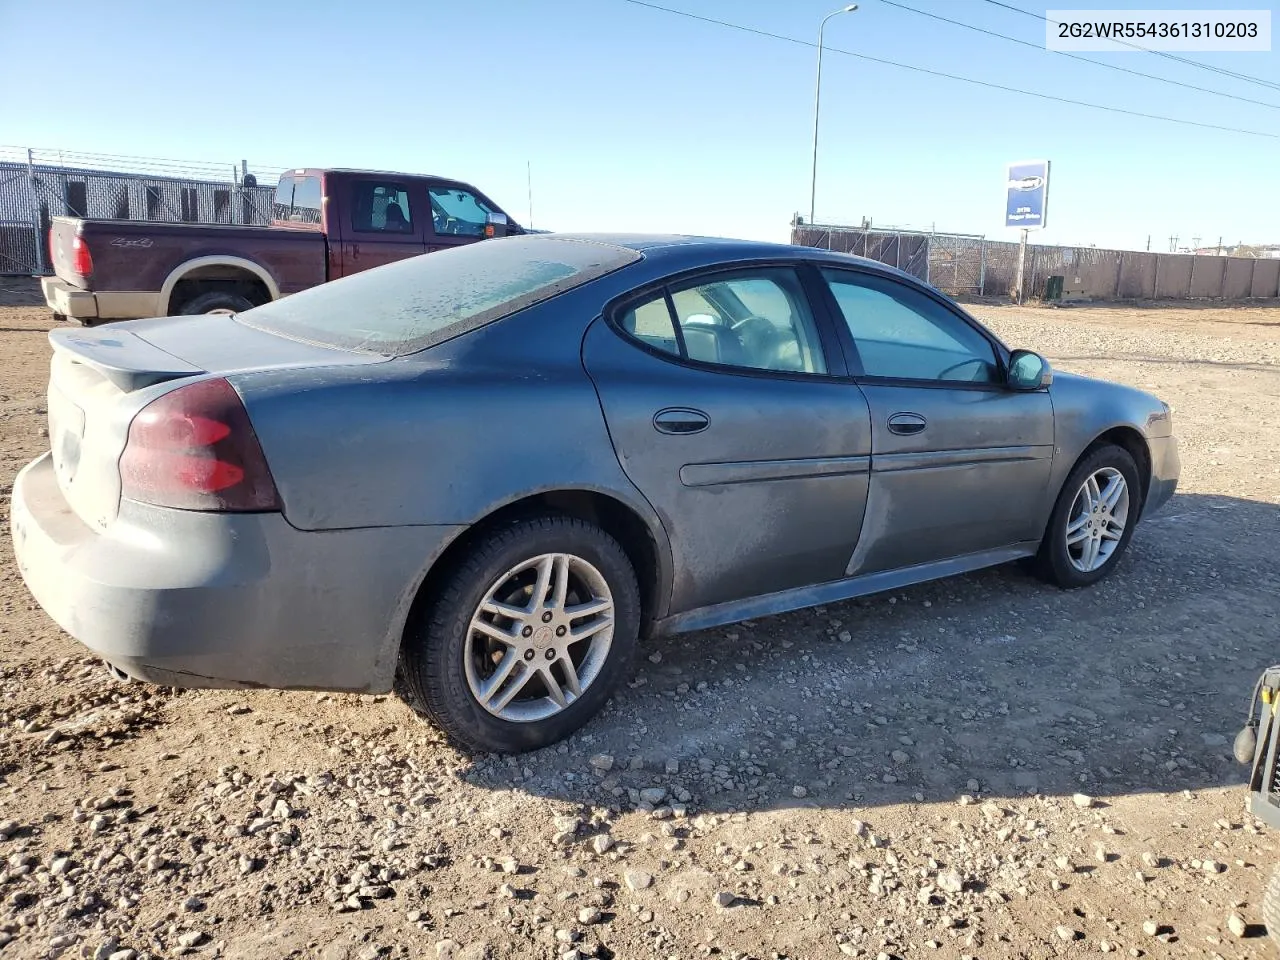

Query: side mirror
left=1007, top=349, right=1052, bottom=390
left=484, top=212, right=509, bottom=238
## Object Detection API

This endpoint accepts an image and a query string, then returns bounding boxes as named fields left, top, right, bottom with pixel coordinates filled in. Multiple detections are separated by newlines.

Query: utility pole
left=809, top=4, right=858, bottom=225
left=1146, top=235, right=1151, bottom=252
left=1217, top=236, right=1223, bottom=256
left=1169, top=234, right=1178, bottom=252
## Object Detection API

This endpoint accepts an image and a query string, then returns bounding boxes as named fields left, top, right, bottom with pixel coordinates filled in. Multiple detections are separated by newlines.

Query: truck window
left=351, top=180, right=413, bottom=234
left=273, top=175, right=322, bottom=224
left=429, top=186, right=496, bottom=237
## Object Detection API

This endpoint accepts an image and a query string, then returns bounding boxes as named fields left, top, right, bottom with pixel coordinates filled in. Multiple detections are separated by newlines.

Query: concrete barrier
left=1224, top=258, right=1254, bottom=300
left=1190, top=257, right=1226, bottom=298
left=1155, top=255, right=1194, bottom=298
left=1117, top=252, right=1157, bottom=299
left=1251, top=259, right=1280, bottom=298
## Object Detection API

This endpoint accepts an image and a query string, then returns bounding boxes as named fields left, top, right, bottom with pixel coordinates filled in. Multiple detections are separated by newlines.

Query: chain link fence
left=789, top=224, right=930, bottom=281
left=792, top=220, right=1280, bottom=301
left=0, top=147, right=284, bottom=275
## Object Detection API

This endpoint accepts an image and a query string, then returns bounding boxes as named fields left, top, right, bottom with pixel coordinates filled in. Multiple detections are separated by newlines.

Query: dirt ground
left=1, top=277, right=1279, bottom=960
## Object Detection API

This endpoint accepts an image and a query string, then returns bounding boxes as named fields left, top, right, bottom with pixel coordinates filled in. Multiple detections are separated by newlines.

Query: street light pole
left=809, top=3, right=858, bottom=226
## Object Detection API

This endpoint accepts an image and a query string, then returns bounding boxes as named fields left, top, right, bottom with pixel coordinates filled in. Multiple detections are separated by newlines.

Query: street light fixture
left=809, top=3, right=858, bottom=226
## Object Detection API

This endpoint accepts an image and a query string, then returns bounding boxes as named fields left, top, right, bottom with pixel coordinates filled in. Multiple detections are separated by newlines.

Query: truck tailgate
left=49, top=218, right=88, bottom=287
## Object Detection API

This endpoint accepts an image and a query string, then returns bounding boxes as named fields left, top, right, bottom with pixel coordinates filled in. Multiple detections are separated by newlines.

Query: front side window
left=429, top=186, right=496, bottom=237
left=351, top=180, right=413, bottom=234
left=821, top=269, right=998, bottom=383
left=618, top=268, right=827, bottom=375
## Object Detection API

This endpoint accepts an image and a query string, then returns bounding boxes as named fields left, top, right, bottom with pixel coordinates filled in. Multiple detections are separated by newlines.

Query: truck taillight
left=119, top=377, right=280, bottom=512
left=71, top=235, right=93, bottom=278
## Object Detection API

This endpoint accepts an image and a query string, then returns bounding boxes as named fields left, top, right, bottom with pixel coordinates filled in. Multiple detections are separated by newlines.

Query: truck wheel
left=1265, top=863, right=1280, bottom=947
left=176, top=291, right=255, bottom=315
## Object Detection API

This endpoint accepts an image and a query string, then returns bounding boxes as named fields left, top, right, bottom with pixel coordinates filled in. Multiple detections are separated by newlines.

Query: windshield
left=235, top=236, right=642, bottom=356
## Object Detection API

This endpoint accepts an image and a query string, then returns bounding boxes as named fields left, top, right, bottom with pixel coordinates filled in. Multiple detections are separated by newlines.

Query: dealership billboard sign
left=1005, top=159, right=1050, bottom=230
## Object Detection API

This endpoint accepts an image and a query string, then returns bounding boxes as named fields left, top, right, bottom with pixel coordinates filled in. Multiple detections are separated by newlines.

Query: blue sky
left=3, top=0, right=1277, bottom=251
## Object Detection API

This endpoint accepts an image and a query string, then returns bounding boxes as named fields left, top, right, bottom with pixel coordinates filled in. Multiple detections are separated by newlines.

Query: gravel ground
left=1, top=278, right=1279, bottom=960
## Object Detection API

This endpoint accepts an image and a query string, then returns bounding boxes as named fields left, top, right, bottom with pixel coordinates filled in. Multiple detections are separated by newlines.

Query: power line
left=879, top=0, right=1280, bottom=111
left=616, top=0, right=1280, bottom=139
left=978, top=0, right=1280, bottom=93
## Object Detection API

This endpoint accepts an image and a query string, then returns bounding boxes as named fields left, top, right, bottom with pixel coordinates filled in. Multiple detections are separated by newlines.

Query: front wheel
left=1033, top=444, right=1141, bottom=588
left=400, top=516, right=641, bottom=753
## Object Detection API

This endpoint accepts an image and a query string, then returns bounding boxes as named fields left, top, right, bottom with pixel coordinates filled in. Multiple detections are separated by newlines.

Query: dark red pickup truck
left=41, top=167, right=522, bottom=324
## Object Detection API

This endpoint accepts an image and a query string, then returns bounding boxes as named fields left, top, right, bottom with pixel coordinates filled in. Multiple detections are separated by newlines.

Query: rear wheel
left=175, top=290, right=255, bottom=315
left=401, top=515, right=640, bottom=753
left=1033, top=444, right=1141, bottom=588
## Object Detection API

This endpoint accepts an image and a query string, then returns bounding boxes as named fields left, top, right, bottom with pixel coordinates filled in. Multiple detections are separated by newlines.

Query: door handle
left=653, top=407, right=710, bottom=435
left=887, top=412, right=927, bottom=436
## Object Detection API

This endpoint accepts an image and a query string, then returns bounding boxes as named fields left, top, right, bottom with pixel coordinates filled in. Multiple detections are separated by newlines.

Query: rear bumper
left=41, top=277, right=161, bottom=321
left=1143, top=434, right=1180, bottom=517
left=10, top=452, right=464, bottom=693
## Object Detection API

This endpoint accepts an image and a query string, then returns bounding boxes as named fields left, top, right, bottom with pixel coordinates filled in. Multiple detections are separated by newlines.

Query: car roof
left=533, top=232, right=921, bottom=284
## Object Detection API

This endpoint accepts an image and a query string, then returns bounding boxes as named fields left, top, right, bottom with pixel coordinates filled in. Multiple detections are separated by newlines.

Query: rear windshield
left=235, top=236, right=642, bottom=356
left=273, top=175, right=323, bottom=224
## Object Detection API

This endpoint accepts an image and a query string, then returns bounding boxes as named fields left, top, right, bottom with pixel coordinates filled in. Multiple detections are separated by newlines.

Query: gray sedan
left=10, top=234, right=1179, bottom=752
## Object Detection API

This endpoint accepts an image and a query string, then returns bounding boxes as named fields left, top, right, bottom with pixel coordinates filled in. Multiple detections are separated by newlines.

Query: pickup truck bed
left=44, top=219, right=326, bottom=322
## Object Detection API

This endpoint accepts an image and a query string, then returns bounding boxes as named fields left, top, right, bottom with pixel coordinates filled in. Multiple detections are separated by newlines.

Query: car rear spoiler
left=49, top=327, right=204, bottom=393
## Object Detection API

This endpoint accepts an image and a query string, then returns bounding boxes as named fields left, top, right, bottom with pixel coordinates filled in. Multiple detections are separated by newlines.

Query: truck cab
left=272, top=168, right=523, bottom=278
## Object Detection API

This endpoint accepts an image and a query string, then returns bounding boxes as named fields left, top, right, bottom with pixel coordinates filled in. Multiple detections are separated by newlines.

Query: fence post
left=27, top=148, right=46, bottom=276
left=1014, top=228, right=1028, bottom=303
left=1114, top=252, right=1124, bottom=299
left=979, top=238, right=986, bottom=296
left=926, top=226, right=934, bottom=285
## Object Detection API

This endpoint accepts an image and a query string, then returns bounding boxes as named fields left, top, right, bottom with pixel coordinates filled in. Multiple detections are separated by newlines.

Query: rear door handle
left=653, top=407, right=710, bottom=435
left=887, top=412, right=927, bottom=436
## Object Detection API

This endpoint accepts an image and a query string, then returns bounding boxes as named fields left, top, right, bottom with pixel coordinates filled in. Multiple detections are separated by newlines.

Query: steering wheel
left=936, top=357, right=990, bottom=381
left=731, top=316, right=785, bottom=366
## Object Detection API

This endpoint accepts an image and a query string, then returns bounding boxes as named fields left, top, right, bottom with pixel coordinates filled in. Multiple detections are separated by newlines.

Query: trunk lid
left=46, top=318, right=387, bottom=530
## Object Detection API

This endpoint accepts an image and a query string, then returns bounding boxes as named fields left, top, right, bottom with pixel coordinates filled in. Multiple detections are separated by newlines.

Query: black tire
left=1033, top=443, right=1141, bottom=588
left=401, top=515, right=641, bottom=753
left=1264, top=863, right=1280, bottom=948
left=176, top=290, right=255, bottom=315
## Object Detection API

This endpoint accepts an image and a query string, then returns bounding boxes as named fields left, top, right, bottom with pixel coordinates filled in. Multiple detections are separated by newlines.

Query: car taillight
left=71, top=235, right=93, bottom=278
left=119, top=377, right=280, bottom=512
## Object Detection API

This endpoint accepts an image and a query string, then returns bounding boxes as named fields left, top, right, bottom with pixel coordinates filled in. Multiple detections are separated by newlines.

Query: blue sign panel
left=1005, top=159, right=1050, bottom=230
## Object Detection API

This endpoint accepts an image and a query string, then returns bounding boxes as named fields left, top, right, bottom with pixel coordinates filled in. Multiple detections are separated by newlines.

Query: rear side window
left=617, top=268, right=827, bottom=375
left=237, top=236, right=642, bottom=356
left=351, top=180, right=413, bottom=234
left=273, top=175, right=322, bottom=224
